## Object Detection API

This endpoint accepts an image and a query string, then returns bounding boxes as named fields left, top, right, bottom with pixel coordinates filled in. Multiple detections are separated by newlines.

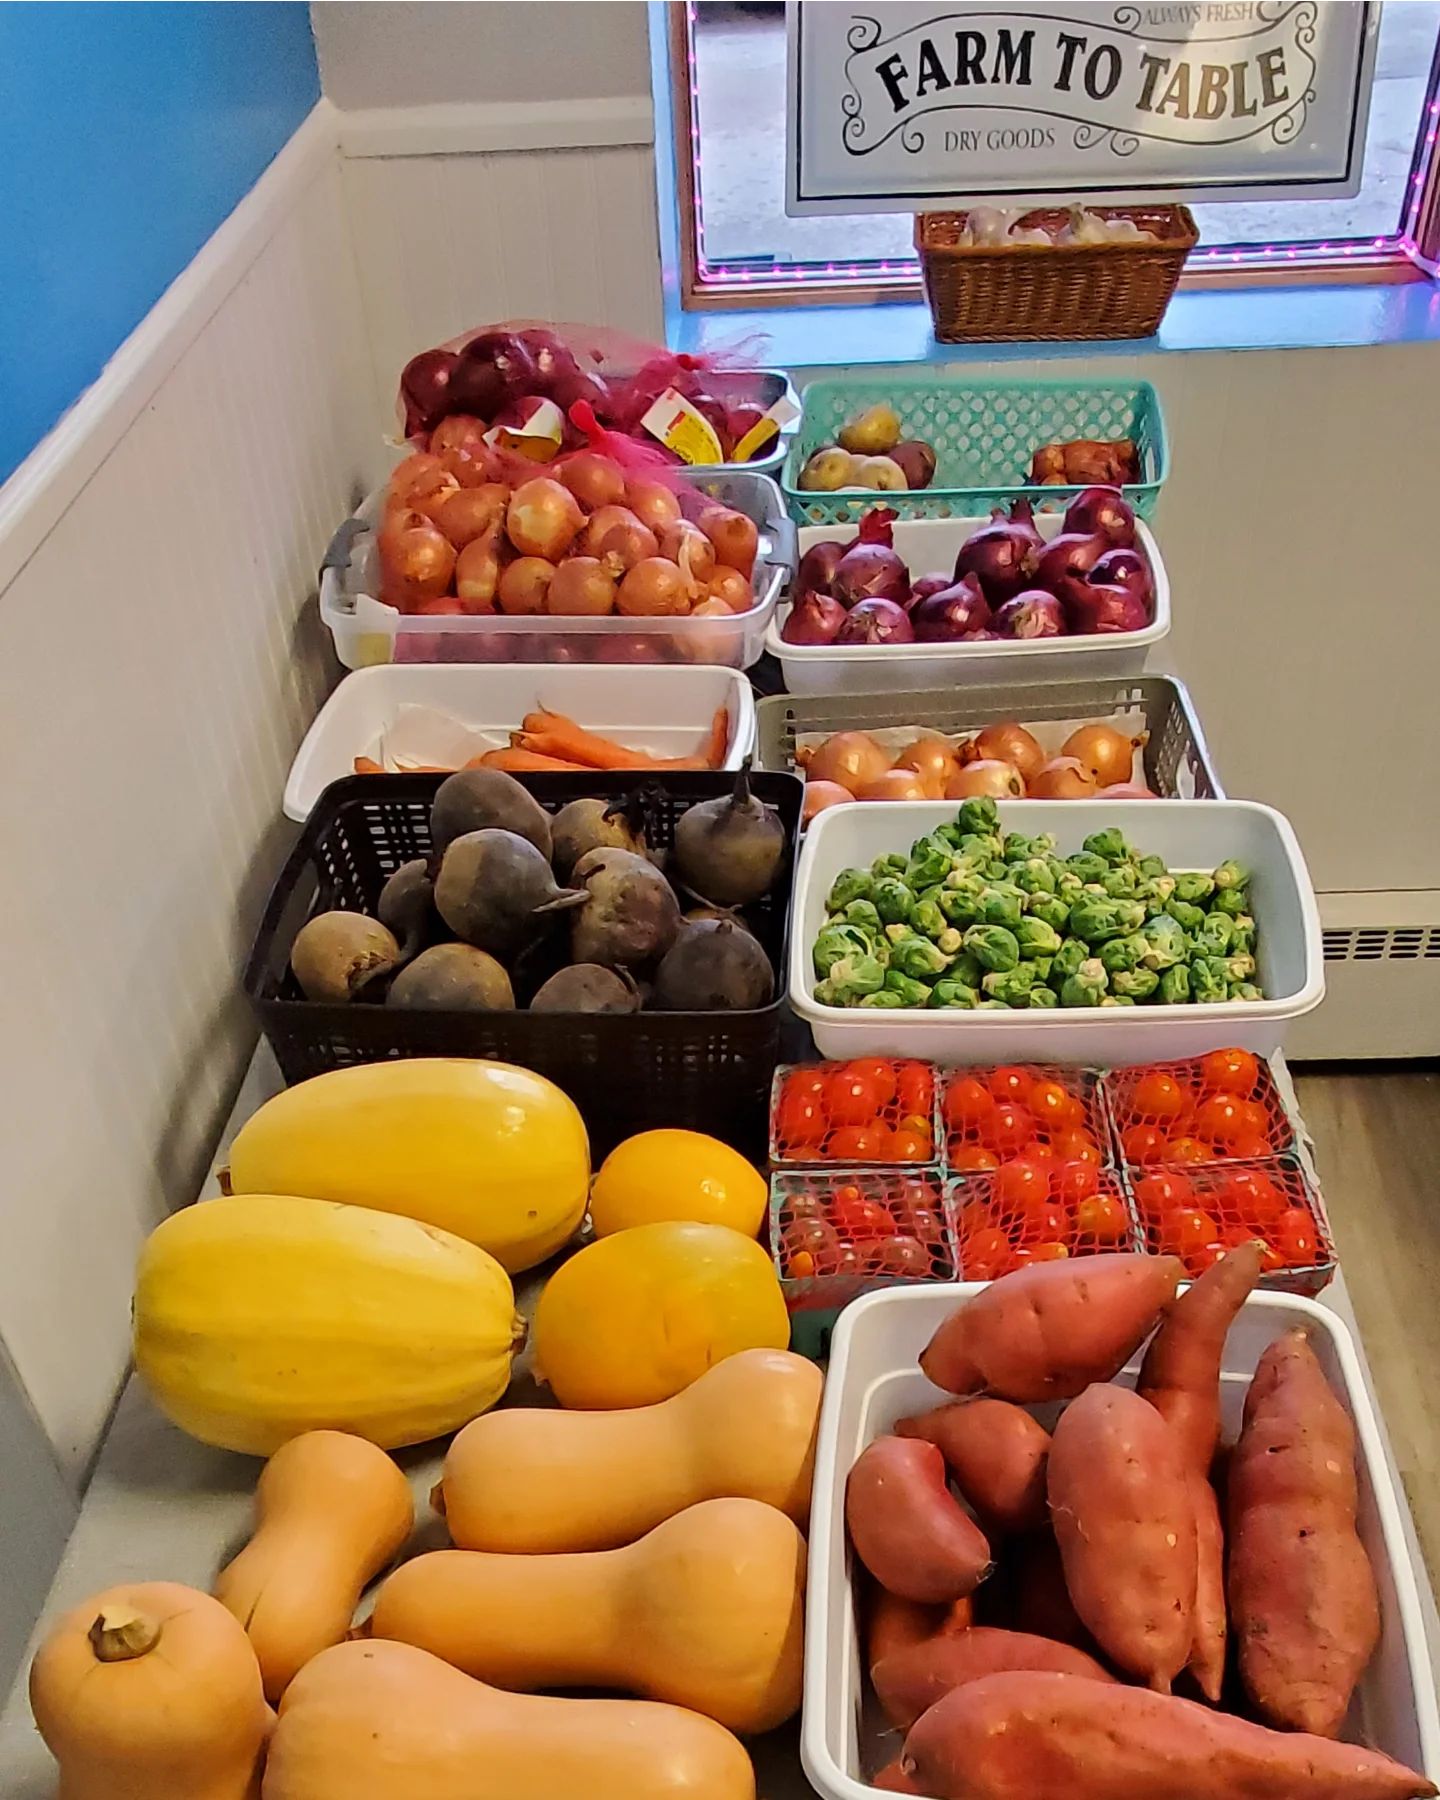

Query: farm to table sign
left=786, top=1, right=1379, bottom=213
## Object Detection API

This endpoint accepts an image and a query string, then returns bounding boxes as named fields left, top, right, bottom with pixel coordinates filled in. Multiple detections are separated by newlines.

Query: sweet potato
left=873, top=1760, right=923, bottom=1794
left=1189, top=1474, right=1227, bottom=1704
left=1006, top=1530, right=1094, bottom=1651
left=896, top=1400, right=1049, bottom=1535
left=1138, top=1239, right=1264, bottom=1473
left=920, top=1255, right=1182, bottom=1403
left=1228, top=1329, right=1381, bottom=1737
left=846, top=1437, right=991, bottom=1604
left=1047, top=1383, right=1196, bottom=1692
left=866, top=1586, right=972, bottom=1677
left=901, top=1671, right=1435, bottom=1800
left=873, top=1626, right=1114, bottom=1729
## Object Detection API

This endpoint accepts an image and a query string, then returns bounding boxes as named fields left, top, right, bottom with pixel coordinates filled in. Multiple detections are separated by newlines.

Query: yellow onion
left=799, top=730, right=890, bottom=796
left=966, top=721, right=1044, bottom=783
left=1062, top=722, right=1148, bottom=787
left=857, top=769, right=932, bottom=801
left=803, top=780, right=852, bottom=823
left=1030, top=756, right=1099, bottom=800
left=892, top=733, right=960, bottom=799
left=945, top=760, right=1024, bottom=800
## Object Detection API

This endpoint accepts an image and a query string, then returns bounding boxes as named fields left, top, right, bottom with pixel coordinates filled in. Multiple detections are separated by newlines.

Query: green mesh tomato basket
left=783, top=376, right=1167, bottom=526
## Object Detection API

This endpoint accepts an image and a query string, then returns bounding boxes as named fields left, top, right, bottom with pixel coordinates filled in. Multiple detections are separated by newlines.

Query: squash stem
left=88, top=1607, right=161, bottom=1663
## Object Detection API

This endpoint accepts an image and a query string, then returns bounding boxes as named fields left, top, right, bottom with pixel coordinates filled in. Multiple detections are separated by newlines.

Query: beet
left=652, top=918, right=775, bottom=1010
left=434, top=830, right=583, bottom=957
left=386, top=944, right=514, bottom=1011
left=672, top=763, right=785, bottom=907
left=571, top=848, right=681, bottom=969
left=430, top=768, right=552, bottom=858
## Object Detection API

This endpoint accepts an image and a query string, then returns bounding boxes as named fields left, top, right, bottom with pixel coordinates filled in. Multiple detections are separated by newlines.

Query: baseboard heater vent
left=1322, top=927, right=1440, bottom=962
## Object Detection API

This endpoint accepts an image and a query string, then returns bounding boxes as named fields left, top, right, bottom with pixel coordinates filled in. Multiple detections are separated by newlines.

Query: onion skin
left=782, top=591, right=847, bottom=646
left=803, top=780, right=853, bottom=823
left=1090, top=547, right=1152, bottom=601
left=857, top=769, right=933, bottom=801
left=953, top=508, right=1041, bottom=603
left=795, top=539, right=846, bottom=603
left=907, top=573, right=952, bottom=611
left=699, top=505, right=759, bottom=579
left=1066, top=581, right=1152, bottom=636
left=967, top=722, right=1044, bottom=783
left=1099, top=780, right=1158, bottom=799
left=909, top=575, right=992, bottom=643
left=1062, top=723, right=1147, bottom=786
left=546, top=556, right=617, bottom=617
left=400, top=348, right=459, bottom=438
left=945, top=760, right=1025, bottom=800
left=892, top=734, right=961, bottom=799
left=378, top=507, right=457, bottom=611
left=557, top=452, right=626, bottom=512
left=1029, top=756, right=1099, bottom=800
left=706, top=567, right=755, bottom=614
left=838, top=598, right=915, bottom=646
left=992, top=590, right=1066, bottom=639
left=616, top=556, right=688, bottom=617
left=832, top=544, right=910, bottom=610
left=434, top=485, right=508, bottom=552
left=1063, top=486, right=1136, bottom=547
left=801, top=730, right=891, bottom=794
left=506, top=477, right=583, bottom=560
left=626, top=478, right=683, bottom=534
left=1034, top=530, right=1110, bottom=605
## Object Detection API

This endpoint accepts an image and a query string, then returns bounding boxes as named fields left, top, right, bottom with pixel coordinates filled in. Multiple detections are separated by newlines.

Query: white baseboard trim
left=0, top=100, right=341, bottom=595
left=336, top=95, right=655, bottom=158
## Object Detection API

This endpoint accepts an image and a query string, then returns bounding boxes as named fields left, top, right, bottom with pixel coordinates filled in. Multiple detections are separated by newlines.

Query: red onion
left=782, top=591, right=847, bottom=645
left=907, top=572, right=953, bottom=610
left=838, top=598, right=914, bottom=645
left=962, top=628, right=1002, bottom=640
left=795, top=539, right=846, bottom=604
left=1066, top=582, right=1152, bottom=636
left=399, top=348, right=458, bottom=438
left=993, top=590, right=1067, bottom=639
left=953, top=507, right=1041, bottom=602
left=832, top=543, right=910, bottom=609
left=1035, top=531, right=1111, bottom=610
left=1063, top=486, right=1136, bottom=547
left=449, top=331, right=540, bottom=418
left=1008, top=497, right=1045, bottom=552
left=1090, top=546, right=1152, bottom=600
left=909, top=574, right=992, bottom=642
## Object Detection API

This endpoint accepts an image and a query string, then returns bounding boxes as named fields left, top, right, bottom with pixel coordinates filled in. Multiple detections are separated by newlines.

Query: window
left=669, top=1, right=1440, bottom=306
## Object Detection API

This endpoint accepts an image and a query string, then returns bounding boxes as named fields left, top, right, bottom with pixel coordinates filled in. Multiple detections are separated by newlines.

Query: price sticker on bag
left=640, top=389, right=724, bottom=465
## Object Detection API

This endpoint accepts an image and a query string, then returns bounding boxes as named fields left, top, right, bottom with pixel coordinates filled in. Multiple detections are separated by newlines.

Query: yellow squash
left=588, top=1130, right=767, bottom=1239
left=134, top=1195, right=521, bottom=1455
left=225, top=1059, right=589, bottom=1273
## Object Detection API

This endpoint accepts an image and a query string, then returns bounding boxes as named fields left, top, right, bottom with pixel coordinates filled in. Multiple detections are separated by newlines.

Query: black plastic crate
left=244, top=771, right=803, bottom=1159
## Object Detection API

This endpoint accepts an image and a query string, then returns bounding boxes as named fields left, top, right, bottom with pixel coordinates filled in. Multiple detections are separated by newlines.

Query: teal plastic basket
left=783, top=376, right=1167, bottom=526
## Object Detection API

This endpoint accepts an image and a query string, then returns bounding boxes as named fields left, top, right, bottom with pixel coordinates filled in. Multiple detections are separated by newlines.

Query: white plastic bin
left=767, top=513, right=1169, bottom=693
left=790, top=799, right=1323, bottom=1063
left=282, top=664, right=756, bottom=822
left=803, top=1284, right=1440, bottom=1800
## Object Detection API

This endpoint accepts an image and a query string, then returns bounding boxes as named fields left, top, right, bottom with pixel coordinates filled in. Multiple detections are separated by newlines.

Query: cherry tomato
left=825, top=1070, right=883, bottom=1128
left=1274, top=1207, right=1320, bottom=1267
left=1029, top=1079, right=1084, bottom=1132
left=1022, top=1139, right=1056, bottom=1163
left=1012, top=1241, right=1070, bottom=1265
left=887, top=1123, right=933, bottom=1163
left=985, top=1102, right=1037, bottom=1158
left=781, top=1218, right=840, bottom=1278
left=1158, top=1207, right=1220, bottom=1258
left=893, top=1178, right=942, bottom=1230
left=1186, top=1241, right=1229, bottom=1276
left=955, top=1198, right=999, bottom=1241
left=894, top=1062, right=933, bottom=1119
left=1162, top=1136, right=1217, bottom=1166
left=1199, top=1047, right=1259, bottom=1095
left=1133, top=1170, right=1195, bottom=1222
left=844, top=1058, right=897, bottom=1108
left=784, top=1068, right=828, bottom=1107
left=1122, top=1123, right=1169, bottom=1167
left=987, top=1066, right=1034, bottom=1105
left=943, top=1077, right=994, bottom=1136
left=899, top=1207, right=945, bottom=1249
left=1228, top=1099, right=1270, bottom=1143
left=1131, top=1070, right=1192, bottom=1120
left=1053, top=1159, right=1101, bottom=1207
left=827, top=1125, right=887, bottom=1163
left=1226, top=1133, right=1274, bottom=1162
left=830, top=1193, right=892, bottom=1236
left=950, top=1145, right=1000, bottom=1173
left=1221, top=1222, right=1283, bottom=1272
left=1194, top=1095, right=1271, bottom=1150
left=776, top=1090, right=826, bottom=1152
left=1075, top=1193, right=1130, bottom=1245
left=962, top=1226, right=1012, bottom=1280
left=867, top=1235, right=931, bottom=1278
left=1050, top=1128, right=1102, bottom=1167
left=814, top=1238, right=863, bottom=1278
left=781, top=1192, right=825, bottom=1223
left=1216, top=1167, right=1286, bottom=1228
left=1014, top=1198, right=1071, bottom=1246
left=995, top=1159, right=1048, bottom=1214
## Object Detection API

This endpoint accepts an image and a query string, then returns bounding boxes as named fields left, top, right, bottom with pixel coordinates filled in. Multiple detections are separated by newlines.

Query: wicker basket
left=916, top=206, right=1197, bottom=343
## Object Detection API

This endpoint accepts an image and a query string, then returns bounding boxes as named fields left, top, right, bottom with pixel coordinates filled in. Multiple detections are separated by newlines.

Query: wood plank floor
left=1293, top=1066, right=1440, bottom=1594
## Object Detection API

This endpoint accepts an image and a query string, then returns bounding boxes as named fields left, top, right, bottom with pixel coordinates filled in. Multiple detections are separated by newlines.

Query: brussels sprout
left=1099, top=932, right=1148, bottom=975
left=1011, top=857, right=1055, bottom=897
left=1158, top=963, right=1191, bottom=1005
left=1213, top=859, right=1249, bottom=891
left=1065, top=852, right=1109, bottom=884
left=945, top=865, right=987, bottom=895
left=813, top=923, right=875, bottom=977
left=1053, top=936, right=1088, bottom=980
left=1003, top=832, right=1039, bottom=862
left=815, top=950, right=887, bottom=1006
left=1152, top=874, right=1177, bottom=902
left=956, top=797, right=1000, bottom=836
left=913, top=898, right=948, bottom=941
left=956, top=832, right=1002, bottom=866
left=1111, top=967, right=1160, bottom=1000
left=1083, top=828, right=1132, bottom=865
left=1016, top=917, right=1063, bottom=961
left=906, top=842, right=953, bottom=890
left=934, top=823, right=964, bottom=850
left=1137, top=853, right=1167, bottom=880
left=983, top=860, right=1010, bottom=882
left=891, top=934, right=952, bottom=981
left=1033, top=834, right=1059, bottom=857
left=1231, top=981, right=1264, bottom=1002
left=950, top=950, right=985, bottom=988
left=1165, top=897, right=1207, bottom=934
left=841, top=899, right=883, bottom=936
left=979, top=885, right=1025, bottom=931
left=872, top=852, right=908, bottom=879
left=827, top=868, right=874, bottom=912
left=963, top=923, right=1021, bottom=974
left=1060, top=958, right=1109, bottom=1007
left=1173, top=871, right=1215, bottom=905
left=1139, top=913, right=1189, bottom=971
left=1213, top=885, right=1250, bottom=918
left=1230, top=914, right=1256, bottom=955
left=1102, top=864, right=1140, bottom=899
left=1226, top=952, right=1257, bottom=983
left=1191, top=956, right=1229, bottom=1005
left=1028, top=987, right=1060, bottom=1008
left=1133, top=878, right=1159, bottom=903
left=933, top=927, right=962, bottom=957
left=983, top=964, right=1037, bottom=1005
left=883, top=970, right=932, bottom=1007
left=872, top=877, right=916, bottom=926
left=1027, top=892, right=1071, bottom=934
left=859, top=989, right=907, bottom=1009
left=929, top=978, right=980, bottom=1009
left=1193, top=913, right=1235, bottom=959
left=1056, top=871, right=1085, bottom=903
left=975, top=999, right=1012, bottom=1010
left=938, top=887, right=983, bottom=928
left=1068, top=896, right=1128, bottom=945
left=1029, top=954, right=1055, bottom=985
left=1102, top=995, right=1136, bottom=1006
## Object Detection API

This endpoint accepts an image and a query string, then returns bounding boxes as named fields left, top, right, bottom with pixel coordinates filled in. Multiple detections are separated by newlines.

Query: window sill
left=667, top=278, right=1440, bottom=369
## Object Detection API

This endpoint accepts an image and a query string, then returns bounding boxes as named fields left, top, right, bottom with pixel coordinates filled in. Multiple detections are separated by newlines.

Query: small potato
left=845, top=1437, right=991, bottom=1605
left=896, top=1399, right=1049, bottom=1534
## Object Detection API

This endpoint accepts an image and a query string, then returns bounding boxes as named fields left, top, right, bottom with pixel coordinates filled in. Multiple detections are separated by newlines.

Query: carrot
left=353, top=756, right=386, bottom=775
left=473, top=748, right=588, bottom=773
left=519, top=705, right=730, bottom=771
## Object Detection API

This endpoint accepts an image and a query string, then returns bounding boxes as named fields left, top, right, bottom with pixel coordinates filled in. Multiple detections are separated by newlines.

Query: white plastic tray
left=803, top=1284, right=1440, bottom=1800
left=767, top=513, right=1170, bottom=693
left=282, top=664, right=756, bottom=822
left=790, top=799, right=1323, bottom=1064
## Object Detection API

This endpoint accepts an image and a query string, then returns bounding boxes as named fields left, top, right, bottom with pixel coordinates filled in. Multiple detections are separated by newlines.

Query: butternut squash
left=262, top=1637, right=755, bottom=1800
left=368, top=1497, right=804, bottom=1734
left=437, top=1347, right=822, bottom=1553
left=215, top=1431, right=415, bottom=1701
left=30, top=1581, right=272, bottom=1800
left=226, top=1059, right=590, bottom=1272
left=134, top=1194, right=521, bottom=1455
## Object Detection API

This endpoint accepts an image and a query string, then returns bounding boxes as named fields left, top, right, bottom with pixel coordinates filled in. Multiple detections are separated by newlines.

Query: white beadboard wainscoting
left=0, top=107, right=374, bottom=1482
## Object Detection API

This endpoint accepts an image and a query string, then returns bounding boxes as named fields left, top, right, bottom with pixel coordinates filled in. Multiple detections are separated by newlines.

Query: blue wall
left=0, top=3, right=319, bottom=486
